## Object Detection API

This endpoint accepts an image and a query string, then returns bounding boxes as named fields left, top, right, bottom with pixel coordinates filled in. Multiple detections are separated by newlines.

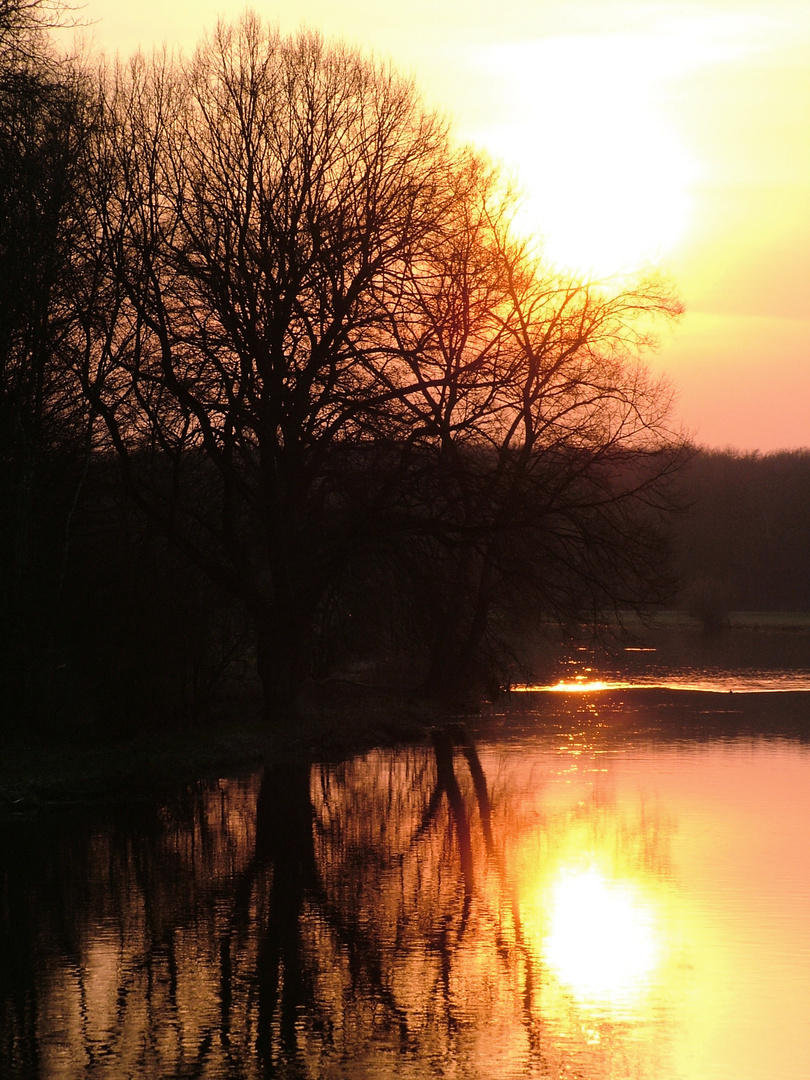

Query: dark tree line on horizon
left=671, top=449, right=810, bottom=625
left=10, top=2, right=798, bottom=733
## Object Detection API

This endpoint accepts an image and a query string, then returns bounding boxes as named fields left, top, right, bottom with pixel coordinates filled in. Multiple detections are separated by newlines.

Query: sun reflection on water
left=11, top=731, right=810, bottom=1080
left=543, top=865, right=661, bottom=1008
left=547, top=679, right=618, bottom=692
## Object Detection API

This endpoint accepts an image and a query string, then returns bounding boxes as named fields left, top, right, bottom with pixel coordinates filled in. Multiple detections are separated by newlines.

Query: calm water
left=3, top=634, right=810, bottom=1079
left=528, top=623, right=810, bottom=692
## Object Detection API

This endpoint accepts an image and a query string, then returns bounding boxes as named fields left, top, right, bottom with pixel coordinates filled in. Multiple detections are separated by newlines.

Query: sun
left=468, top=30, right=707, bottom=279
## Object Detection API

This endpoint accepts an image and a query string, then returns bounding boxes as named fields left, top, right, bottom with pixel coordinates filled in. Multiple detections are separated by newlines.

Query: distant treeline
left=671, top=449, right=810, bottom=624
left=0, top=442, right=671, bottom=730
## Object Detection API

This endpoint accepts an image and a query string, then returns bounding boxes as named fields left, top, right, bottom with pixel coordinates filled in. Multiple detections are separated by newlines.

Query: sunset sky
left=66, top=0, right=810, bottom=452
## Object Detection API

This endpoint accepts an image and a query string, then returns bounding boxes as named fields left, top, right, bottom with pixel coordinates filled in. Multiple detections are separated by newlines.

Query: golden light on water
left=21, top=740, right=810, bottom=1078
left=543, top=866, right=661, bottom=1007
left=548, top=679, right=614, bottom=692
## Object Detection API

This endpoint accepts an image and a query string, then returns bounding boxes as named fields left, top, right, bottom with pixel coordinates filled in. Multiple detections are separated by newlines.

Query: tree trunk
left=254, top=613, right=305, bottom=719
left=253, top=762, right=318, bottom=1067
left=423, top=549, right=494, bottom=705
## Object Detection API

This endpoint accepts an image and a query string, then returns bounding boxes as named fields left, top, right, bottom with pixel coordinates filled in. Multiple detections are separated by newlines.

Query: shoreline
left=5, top=681, right=810, bottom=815
left=0, top=684, right=441, bottom=815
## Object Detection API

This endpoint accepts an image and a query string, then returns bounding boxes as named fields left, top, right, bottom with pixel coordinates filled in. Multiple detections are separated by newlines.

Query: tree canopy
left=4, top=11, right=688, bottom=717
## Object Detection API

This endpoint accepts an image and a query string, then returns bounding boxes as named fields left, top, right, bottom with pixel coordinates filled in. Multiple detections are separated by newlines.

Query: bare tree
left=82, top=17, right=453, bottom=711
left=354, top=159, right=686, bottom=695
left=0, top=0, right=79, bottom=70
left=0, top=0, right=94, bottom=716
left=81, top=15, right=686, bottom=715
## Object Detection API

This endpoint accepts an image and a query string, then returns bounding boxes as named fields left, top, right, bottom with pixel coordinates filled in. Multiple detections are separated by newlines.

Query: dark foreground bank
left=0, top=683, right=438, bottom=814
left=5, top=675, right=810, bottom=815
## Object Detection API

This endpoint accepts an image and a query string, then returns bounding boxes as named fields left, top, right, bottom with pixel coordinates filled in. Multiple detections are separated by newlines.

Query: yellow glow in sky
left=65, top=0, right=810, bottom=449
left=469, top=32, right=706, bottom=277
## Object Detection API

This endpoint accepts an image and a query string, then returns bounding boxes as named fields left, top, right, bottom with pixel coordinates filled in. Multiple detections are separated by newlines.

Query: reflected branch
left=431, top=727, right=474, bottom=910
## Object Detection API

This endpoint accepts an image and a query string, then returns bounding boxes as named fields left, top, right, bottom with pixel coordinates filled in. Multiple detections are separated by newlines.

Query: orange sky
left=67, top=1, right=810, bottom=451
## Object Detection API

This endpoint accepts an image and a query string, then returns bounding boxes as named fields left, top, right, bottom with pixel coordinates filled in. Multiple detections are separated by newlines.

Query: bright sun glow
left=543, top=866, right=660, bottom=1006
left=468, top=23, right=753, bottom=278
left=548, top=679, right=612, bottom=693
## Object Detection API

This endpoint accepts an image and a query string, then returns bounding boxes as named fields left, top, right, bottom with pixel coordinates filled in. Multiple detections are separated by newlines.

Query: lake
left=3, top=628, right=810, bottom=1079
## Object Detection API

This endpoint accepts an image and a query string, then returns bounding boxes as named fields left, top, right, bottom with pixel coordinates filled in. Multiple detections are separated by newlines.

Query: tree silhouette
left=78, top=15, right=685, bottom=714
left=0, top=0, right=96, bottom=718
left=381, top=162, right=685, bottom=694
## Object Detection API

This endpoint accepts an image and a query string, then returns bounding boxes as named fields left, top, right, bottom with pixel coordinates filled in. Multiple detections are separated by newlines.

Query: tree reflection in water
left=0, top=727, right=675, bottom=1078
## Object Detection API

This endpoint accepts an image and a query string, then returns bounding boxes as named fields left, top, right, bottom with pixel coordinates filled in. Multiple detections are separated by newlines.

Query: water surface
left=527, top=624, right=810, bottom=692
left=3, top=678, right=810, bottom=1077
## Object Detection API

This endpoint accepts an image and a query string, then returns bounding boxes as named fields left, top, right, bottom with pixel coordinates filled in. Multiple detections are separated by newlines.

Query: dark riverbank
left=0, top=683, right=438, bottom=814
left=6, top=676, right=810, bottom=815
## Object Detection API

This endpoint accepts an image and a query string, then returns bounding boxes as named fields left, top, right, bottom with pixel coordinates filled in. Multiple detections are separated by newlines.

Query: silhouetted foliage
left=0, top=0, right=94, bottom=723
left=0, top=0, right=72, bottom=68
left=0, top=4, right=259, bottom=732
